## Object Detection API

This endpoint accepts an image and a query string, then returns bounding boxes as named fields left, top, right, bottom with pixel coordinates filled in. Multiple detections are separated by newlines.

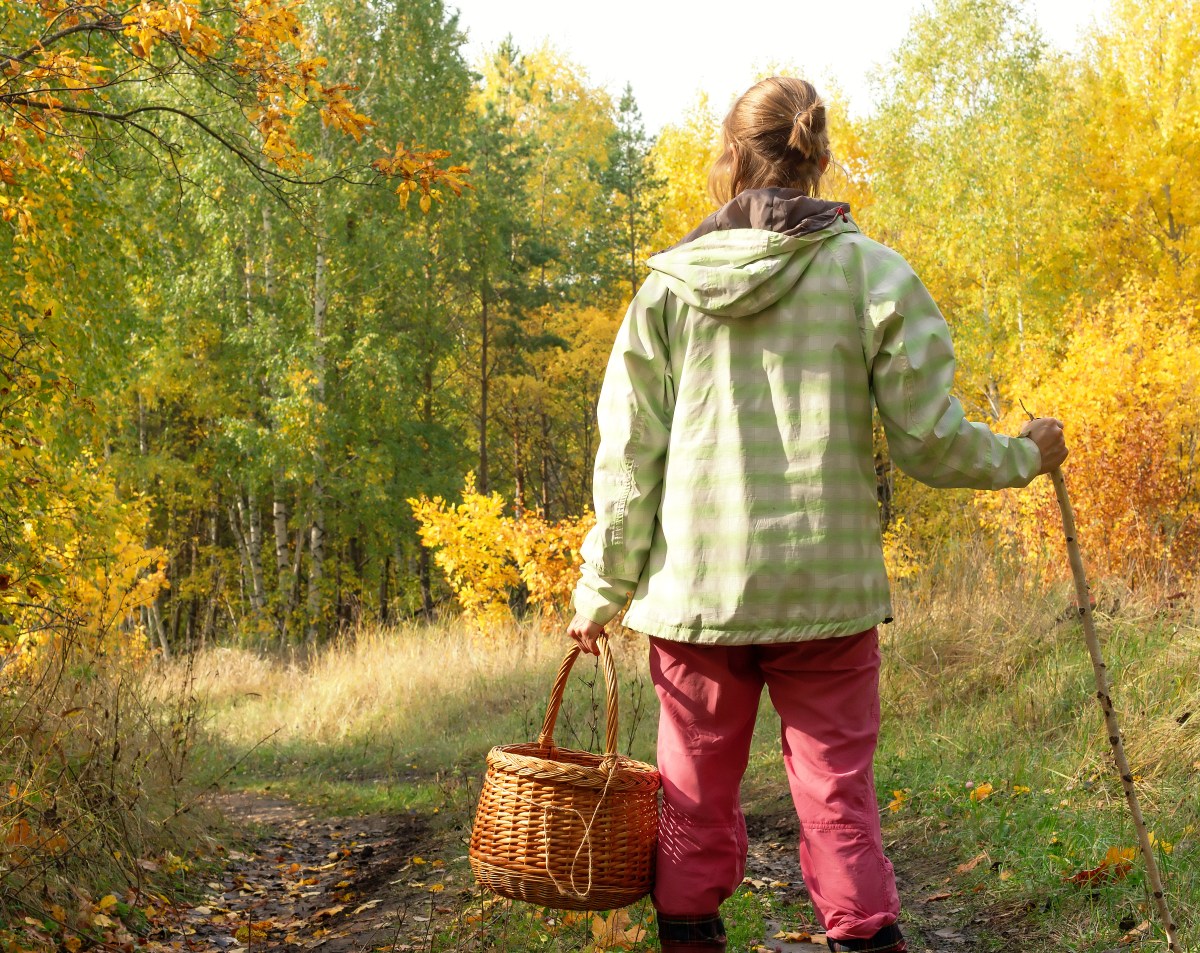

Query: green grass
left=186, top=579, right=1200, bottom=952
left=869, top=607, right=1200, bottom=952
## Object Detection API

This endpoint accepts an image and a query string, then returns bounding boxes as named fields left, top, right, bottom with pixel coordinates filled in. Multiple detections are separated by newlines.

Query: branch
left=4, top=95, right=356, bottom=188
left=4, top=14, right=124, bottom=65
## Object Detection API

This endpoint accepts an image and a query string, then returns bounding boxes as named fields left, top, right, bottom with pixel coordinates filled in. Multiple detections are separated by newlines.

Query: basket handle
left=536, top=636, right=620, bottom=760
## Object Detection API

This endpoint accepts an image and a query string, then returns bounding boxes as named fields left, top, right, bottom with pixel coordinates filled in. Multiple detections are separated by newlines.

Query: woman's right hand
left=566, top=612, right=605, bottom=656
left=1019, top=417, right=1068, bottom=473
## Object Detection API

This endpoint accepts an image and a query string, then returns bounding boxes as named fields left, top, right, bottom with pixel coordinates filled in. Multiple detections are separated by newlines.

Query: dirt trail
left=745, top=810, right=1001, bottom=953
left=164, top=794, right=1008, bottom=953
left=171, top=794, right=449, bottom=953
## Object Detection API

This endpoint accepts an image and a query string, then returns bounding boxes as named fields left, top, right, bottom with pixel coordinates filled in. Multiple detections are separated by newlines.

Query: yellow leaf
left=887, top=789, right=909, bottom=812
left=969, top=782, right=994, bottom=802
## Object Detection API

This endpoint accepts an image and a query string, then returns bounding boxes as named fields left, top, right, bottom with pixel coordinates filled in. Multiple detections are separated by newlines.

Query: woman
left=567, top=76, right=1067, bottom=953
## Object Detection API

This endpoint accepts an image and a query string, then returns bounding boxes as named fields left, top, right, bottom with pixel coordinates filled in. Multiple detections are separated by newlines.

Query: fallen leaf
left=955, top=853, right=988, bottom=874
left=351, top=899, right=382, bottom=915
left=1065, top=846, right=1135, bottom=886
left=773, top=929, right=813, bottom=942
left=969, top=782, right=994, bottom=802
left=235, top=920, right=272, bottom=943
left=591, top=909, right=645, bottom=949
left=923, top=890, right=954, bottom=901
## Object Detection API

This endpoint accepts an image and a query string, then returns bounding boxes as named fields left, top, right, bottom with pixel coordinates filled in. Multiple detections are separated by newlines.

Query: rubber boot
left=826, top=923, right=908, bottom=952
left=657, top=913, right=727, bottom=952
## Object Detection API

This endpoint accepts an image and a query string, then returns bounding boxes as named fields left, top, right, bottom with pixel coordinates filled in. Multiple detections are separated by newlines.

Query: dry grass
left=879, top=549, right=1200, bottom=775
left=0, top=634, right=213, bottom=937
left=183, top=551, right=1200, bottom=790
left=176, top=617, right=658, bottom=798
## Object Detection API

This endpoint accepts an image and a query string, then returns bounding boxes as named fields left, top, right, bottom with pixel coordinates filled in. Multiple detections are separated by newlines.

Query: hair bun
left=787, top=101, right=826, bottom=159
left=708, top=76, right=831, bottom=203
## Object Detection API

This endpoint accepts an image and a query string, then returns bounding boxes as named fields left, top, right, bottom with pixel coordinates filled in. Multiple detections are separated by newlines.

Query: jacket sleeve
left=838, top=240, right=1041, bottom=490
left=572, top=282, right=674, bottom=625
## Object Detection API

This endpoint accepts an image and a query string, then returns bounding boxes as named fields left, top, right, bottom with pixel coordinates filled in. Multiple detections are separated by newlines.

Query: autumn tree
left=1069, top=0, right=1200, bottom=298
left=866, top=0, right=1075, bottom=418
left=647, top=92, right=719, bottom=250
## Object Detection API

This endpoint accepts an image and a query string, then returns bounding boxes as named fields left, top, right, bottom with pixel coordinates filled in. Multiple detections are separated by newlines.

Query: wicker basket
left=469, top=638, right=660, bottom=910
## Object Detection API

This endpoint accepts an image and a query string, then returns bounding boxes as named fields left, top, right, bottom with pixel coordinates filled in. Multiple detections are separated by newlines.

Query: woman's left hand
left=566, top=612, right=605, bottom=656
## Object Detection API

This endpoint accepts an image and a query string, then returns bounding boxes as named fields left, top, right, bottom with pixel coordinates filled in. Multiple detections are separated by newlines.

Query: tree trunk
left=513, top=420, right=525, bottom=518
left=229, top=492, right=267, bottom=615
left=272, top=475, right=290, bottom=616
left=628, top=196, right=637, bottom=300
left=479, top=279, right=490, bottom=492
left=417, top=545, right=433, bottom=621
left=1014, top=237, right=1025, bottom=353
left=262, top=204, right=275, bottom=301
left=229, top=501, right=255, bottom=614
left=539, top=411, right=551, bottom=517
left=378, top=551, right=390, bottom=625
left=307, top=231, right=329, bottom=644
left=288, top=504, right=306, bottom=632
left=145, top=600, right=170, bottom=659
left=241, top=230, right=253, bottom=323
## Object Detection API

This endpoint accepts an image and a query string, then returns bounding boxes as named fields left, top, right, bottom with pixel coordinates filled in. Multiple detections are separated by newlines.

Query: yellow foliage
left=507, top=510, right=593, bottom=613
left=2, top=455, right=166, bottom=669
left=1073, top=0, right=1200, bottom=297
left=409, top=474, right=594, bottom=627
left=882, top=516, right=921, bottom=581
left=648, top=92, right=719, bottom=249
left=409, top=473, right=519, bottom=627
left=983, top=285, right=1200, bottom=585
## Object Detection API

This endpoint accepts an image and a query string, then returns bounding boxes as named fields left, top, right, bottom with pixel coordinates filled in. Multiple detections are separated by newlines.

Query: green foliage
left=587, top=85, right=665, bottom=302
left=6, top=0, right=1200, bottom=644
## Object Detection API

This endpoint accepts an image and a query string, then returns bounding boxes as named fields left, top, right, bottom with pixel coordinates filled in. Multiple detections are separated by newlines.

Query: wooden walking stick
left=1049, top=465, right=1182, bottom=953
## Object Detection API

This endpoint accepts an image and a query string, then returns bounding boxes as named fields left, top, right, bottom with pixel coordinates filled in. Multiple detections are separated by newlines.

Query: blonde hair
left=708, top=77, right=831, bottom=205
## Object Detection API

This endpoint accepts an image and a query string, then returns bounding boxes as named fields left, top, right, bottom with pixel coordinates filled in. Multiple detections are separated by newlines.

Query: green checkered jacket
left=572, top=191, right=1040, bottom=644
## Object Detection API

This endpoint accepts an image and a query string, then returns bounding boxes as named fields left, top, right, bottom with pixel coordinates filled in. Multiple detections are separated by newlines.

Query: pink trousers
left=649, top=628, right=899, bottom=941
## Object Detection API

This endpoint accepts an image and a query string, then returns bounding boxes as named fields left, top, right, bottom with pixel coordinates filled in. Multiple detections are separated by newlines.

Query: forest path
left=167, top=793, right=1011, bottom=953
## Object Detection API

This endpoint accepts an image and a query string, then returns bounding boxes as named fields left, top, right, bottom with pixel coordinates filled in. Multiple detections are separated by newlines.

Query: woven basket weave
left=469, top=638, right=660, bottom=910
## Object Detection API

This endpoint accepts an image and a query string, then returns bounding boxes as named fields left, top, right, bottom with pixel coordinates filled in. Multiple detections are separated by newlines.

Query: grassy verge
left=871, top=568, right=1200, bottom=951
left=184, top=620, right=659, bottom=815
left=0, top=636, right=216, bottom=952
left=188, top=562, right=1200, bottom=952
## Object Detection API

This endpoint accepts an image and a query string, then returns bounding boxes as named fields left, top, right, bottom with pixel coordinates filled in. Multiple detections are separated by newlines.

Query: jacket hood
left=647, top=189, right=858, bottom=318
